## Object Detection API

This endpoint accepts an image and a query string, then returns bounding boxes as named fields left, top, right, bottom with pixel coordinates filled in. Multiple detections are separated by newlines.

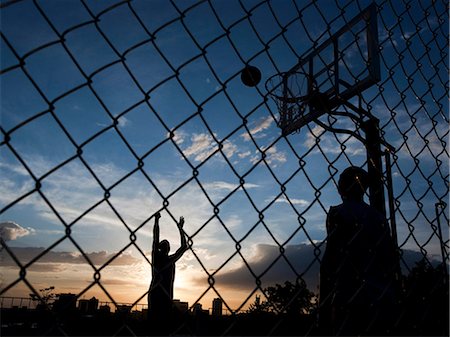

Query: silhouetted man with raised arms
left=319, top=167, right=398, bottom=335
left=148, top=212, right=188, bottom=334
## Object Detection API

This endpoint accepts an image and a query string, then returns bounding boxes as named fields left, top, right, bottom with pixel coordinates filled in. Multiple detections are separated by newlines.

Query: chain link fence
left=1, top=0, right=448, bottom=335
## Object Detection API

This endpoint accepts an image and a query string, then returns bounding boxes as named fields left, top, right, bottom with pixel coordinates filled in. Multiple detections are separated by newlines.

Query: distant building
left=192, top=303, right=208, bottom=315
left=78, top=297, right=98, bottom=314
left=53, top=293, right=77, bottom=315
left=79, top=300, right=89, bottom=312
left=212, top=298, right=222, bottom=316
left=116, top=305, right=132, bottom=314
left=173, top=299, right=189, bottom=313
left=130, top=309, right=145, bottom=320
left=99, top=304, right=111, bottom=314
left=193, top=303, right=202, bottom=312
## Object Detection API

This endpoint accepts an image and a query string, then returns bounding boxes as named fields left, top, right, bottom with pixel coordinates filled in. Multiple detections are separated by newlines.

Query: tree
left=29, top=286, right=56, bottom=310
left=399, top=259, right=449, bottom=335
left=246, top=295, right=271, bottom=314
left=247, top=280, right=316, bottom=316
left=29, top=286, right=56, bottom=304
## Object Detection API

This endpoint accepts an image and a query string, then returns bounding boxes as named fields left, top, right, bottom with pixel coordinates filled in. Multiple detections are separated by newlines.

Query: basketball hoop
left=265, top=71, right=330, bottom=135
left=263, top=3, right=380, bottom=136
left=265, top=71, right=314, bottom=102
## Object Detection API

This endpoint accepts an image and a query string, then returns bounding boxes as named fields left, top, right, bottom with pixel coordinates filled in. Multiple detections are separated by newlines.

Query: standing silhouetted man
left=319, top=167, right=398, bottom=335
left=148, top=212, right=188, bottom=334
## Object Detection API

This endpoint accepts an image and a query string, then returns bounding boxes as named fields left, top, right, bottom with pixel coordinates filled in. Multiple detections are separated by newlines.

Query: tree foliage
left=399, top=259, right=449, bottom=335
left=29, top=286, right=56, bottom=306
left=247, top=280, right=316, bottom=315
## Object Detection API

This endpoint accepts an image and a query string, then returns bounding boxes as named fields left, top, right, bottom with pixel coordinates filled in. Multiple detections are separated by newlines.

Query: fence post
left=362, top=118, right=386, bottom=217
left=384, top=150, right=403, bottom=283
left=435, top=202, right=448, bottom=277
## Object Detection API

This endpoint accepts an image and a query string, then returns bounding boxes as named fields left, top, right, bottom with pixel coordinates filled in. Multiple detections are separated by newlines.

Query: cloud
left=0, top=246, right=142, bottom=268
left=268, top=196, right=309, bottom=206
left=238, top=151, right=251, bottom=159
left=118, top=116, right=131, bottom=128
left=183, top=133, right=217, bottom=162
left=250, top=145, right=287, bottom=167
left=173, top=131, right=266, bottom=166
left=241, top=116, right=274, bottom=141
left=181, top=133, right=242, bottom=162
left=203, top=181, right=259, bottom=192
left=0, top=161, right=29, bottom=176
left=372, top=104, right=448, bottom=164
left=303, top=125, right=324, bottom=149
left=303, top=125, right=365, bottom=156
left=398, top=121, right=448, bottom=161
left=0, top=222, right=34, bottom=241
left=222, top=140, right=238, bottom=158
left=171, top=130, right=186, bottom=145
left=1, top=156, right=114, bottom=204
left=0, top=156, right=247, bottom=257
left=210, top=243, right=445, bottom=293
left=195, top=244, right=322, bottom=292
left=265, top=146, right=287, bottom=165
left=100, top=278, right=138, bottom=286
left=94, top=116, right=130, bottom=129
left=0, top=157, right=161, bottom=232
left=26, top=263, right=65, bottom=273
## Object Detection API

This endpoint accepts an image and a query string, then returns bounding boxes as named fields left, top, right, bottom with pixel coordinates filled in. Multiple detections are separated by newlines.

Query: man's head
left=158, top=240, right=170, bottom=255
left=338, top=166, right=369, bottom=201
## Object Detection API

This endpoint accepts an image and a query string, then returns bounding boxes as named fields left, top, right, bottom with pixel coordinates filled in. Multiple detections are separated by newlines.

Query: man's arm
left=152, top=212, right=161, bottom=256
left=172, top=217, right=188, bottom=261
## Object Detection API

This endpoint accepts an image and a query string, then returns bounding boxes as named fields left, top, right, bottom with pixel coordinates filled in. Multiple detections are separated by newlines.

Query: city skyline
left=1, top=293, right=224, bottom=315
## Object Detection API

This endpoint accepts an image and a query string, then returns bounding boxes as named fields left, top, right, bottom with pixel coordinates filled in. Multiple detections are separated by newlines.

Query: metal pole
left=362, top=118, right=386, bottom=217
left=384, top=150, right=398, bottom=247
left=435, top=202, right=448, bottom=277
left=384, top=150, right=402, bottom=283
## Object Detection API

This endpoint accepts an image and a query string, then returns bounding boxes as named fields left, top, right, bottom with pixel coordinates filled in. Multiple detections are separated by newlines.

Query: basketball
left=241, top=65, right=262, bottom=87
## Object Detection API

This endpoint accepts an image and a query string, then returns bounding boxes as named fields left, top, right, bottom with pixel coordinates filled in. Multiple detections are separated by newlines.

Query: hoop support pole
left=362, top=118, right=386, bottom=216
left=384, top=150, right=398, bottom=246
left=385, top=150, right=402, bottom=283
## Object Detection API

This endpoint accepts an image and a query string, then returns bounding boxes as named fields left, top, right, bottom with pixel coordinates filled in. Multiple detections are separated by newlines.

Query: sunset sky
left=1, top=0, right=448, bottom=311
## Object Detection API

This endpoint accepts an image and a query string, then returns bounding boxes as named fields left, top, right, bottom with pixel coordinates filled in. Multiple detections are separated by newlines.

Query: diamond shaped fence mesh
left=0, top=0, right=448, bottom=336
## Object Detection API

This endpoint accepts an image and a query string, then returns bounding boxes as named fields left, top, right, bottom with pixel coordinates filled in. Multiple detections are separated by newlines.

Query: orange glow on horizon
left=1, top=262, right=255, bottom=312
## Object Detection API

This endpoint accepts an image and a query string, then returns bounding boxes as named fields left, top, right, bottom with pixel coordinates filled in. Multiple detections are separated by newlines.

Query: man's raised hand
left=179, top=216, right=184, bottom=228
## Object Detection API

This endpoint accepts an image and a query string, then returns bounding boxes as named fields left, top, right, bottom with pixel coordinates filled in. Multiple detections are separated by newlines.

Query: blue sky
left=1, top=0, right=448, bottom=311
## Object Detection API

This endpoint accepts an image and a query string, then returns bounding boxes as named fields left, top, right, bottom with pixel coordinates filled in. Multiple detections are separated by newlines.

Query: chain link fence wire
left=0, top=0, right=448, bottom=335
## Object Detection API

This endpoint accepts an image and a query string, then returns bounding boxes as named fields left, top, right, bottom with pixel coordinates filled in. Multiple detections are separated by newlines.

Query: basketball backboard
left=266, top=3, right=380, bottom=136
